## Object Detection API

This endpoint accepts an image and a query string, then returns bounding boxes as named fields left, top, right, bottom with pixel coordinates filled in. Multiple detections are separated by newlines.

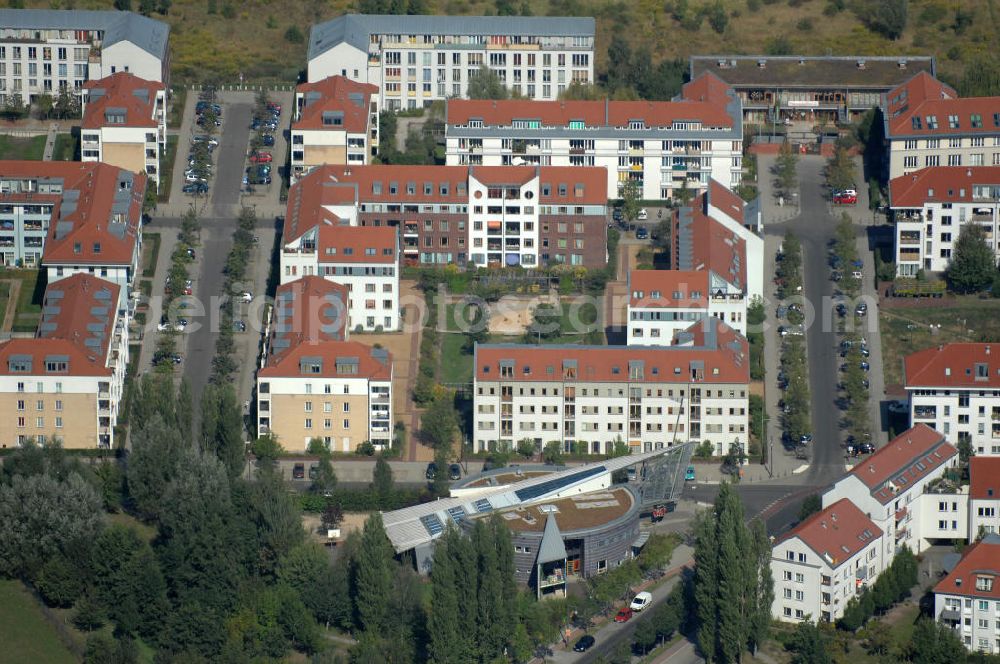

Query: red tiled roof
left=904, top=343, right=1000, bottom=388
left=0, top=273, right=119, bottom=377
left=775, top=498, right=883, bottom=569
left=446, top=73, right=734, bottom=129
left=933, top=537, right=1000, bottom=599
left=705, top=179, right=746, bottom=225
left=293, top=76, right=378, bottom=133
left=885, top=71, right=1000, bottom=138
left=0, top=161, right=145, bottom=267
left=847, top=424, right=957, bottom=504
left=82, top=72, right=163, bottom=129
left=970, top=457, right=1000, bottom=501
left=259, top=339, right=392, bottom=380
left=674, top=199, right=747, bottom=291
left=475, top=318, right=749, bottom=384
left=628, top=270, right=710, bottom=308
left=537, top=166, right=608, bottom=205
left=889, top=167, right=1000, bottom=208
left=317, top=224, right=397, bottom=264
left=267, top=277, right=349, bottom=367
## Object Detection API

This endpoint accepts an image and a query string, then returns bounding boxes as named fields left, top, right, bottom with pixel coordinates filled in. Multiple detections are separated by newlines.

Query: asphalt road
left=212, top=103, right=252, bottom=210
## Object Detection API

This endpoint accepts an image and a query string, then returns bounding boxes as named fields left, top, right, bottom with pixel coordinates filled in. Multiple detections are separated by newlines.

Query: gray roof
left=380, top=449, right=676, bottom=553
left=536, top=515, right=567, bottom=565
left=690, top=55, right=936, bottom=90
left=0, top=9, right=169, bottom=60
left=309, top=13, right=595, bottom=60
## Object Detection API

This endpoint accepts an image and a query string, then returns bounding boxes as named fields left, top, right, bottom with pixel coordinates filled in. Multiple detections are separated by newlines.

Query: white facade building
left=969, top=457, right=1000, bottom=540
left=473, top=317, right=750, bottom=456
left=822, top=424, right=960, bottom=555
left=771, top=498, right=886, bottom=624
left=904, top=343, right=1000, bottom=456
left=889, top=166, right=1000, bottom=276
left=445, top=73, right=743, bottom=200
left=627, top=269, right=747, bottom=344
left=0, top=9, right=168, bottom=103
left=307, top=14, right=594, bottom=110
left=280, top=174, right=399, bottom=332
left=933, top=535, right=1000, bottom=654
left=81, top=72, right=166, bottom=187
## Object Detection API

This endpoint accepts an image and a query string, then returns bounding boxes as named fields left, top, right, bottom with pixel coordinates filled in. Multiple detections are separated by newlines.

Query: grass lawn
left=0, top=281, right=10, bottom=326
left=440, top=331, right=473, bottom=384
left=168, top=87, right=187, bottom=129
left=0, top=579, right=76, bottom=664
left=0, top=135, right=46, bottom=161
left=0, top=268, right=44, bottom=333
left=142, top=232, right=162, bottom=278
left=51, top=133, right=77, bottom=161
left=879, top=297, right=1000, bottom=385
left=157, top=135, right=178, bottom=203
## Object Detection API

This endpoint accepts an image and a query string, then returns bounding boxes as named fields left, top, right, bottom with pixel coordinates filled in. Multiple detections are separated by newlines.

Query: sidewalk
left=543, top=543, right=694, bottom=664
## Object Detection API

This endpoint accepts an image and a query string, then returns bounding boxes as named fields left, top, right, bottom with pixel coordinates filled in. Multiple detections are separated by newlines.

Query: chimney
left=967, top=169, right=972, bottom=177
left=987, top=346, right=991, bottom=355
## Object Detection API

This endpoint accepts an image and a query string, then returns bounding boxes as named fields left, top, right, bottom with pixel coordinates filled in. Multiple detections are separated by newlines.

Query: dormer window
left=948, top=114, right=960, bottom=129
left=73, top=242, right=81, bottom=254
left=911, top=116, right=922, bottom=130
left=976, top=576, right=994, bottom=592
left=926, top=115, right=938, bottom=130
left=93, top=242, right=101, bottom=254
left=629, top=120, right=644, bottom=130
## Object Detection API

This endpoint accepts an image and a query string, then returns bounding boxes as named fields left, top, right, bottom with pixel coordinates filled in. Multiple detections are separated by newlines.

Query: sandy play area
left=488, top=290, right=559, bottom=336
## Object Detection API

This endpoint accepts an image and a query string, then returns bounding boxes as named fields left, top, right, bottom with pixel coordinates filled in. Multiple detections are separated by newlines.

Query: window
left=305, top=418, right=313, bottom=429
left=976, top=576, right=994, bottom=592
left=795, top=590, right=804, bottom=601
left=784, top=588, right=792, bottom=599
left=783, top=571, right=792, bottom=581
left=343, top=419, right=350, bottom=429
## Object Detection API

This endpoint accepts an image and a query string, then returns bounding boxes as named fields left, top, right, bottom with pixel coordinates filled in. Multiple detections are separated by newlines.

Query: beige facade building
left=256, top=276, right=392, bottom=452
left=0, top=274, right=127, bottom=449
left=291, top=76, right=379, bottom=183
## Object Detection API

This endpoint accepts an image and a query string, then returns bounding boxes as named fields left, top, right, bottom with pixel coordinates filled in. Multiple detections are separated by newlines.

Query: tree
left=467, top=65, right=508, bottom=99
left=200, top=383, right=245, bottom=480
left=606, top=35, right=633, bottom=92
left=788, top=621, right=832, bottom=664
left=284, top=25, right=304, bottom=44
left=422, top=396, right=459, bottom=451
left=252, top=433, right=284, bottom=469
left=54, top=88, right=78, bottom=120
left=948, top=225, right=996, bottom=293
left=321, top=500, right=343, bottom=533
left=798, top=494, right=822, bottom=522
left=542, top=440, right=563, bottom=465
left=908, top=616, right=967, bottom=664
left=747, top=519, right=773, bottom=654
left=775, top=139, right=799, bottom=197
left=371, top=456, right=395, bottom=505
left=516, top=438, right=536, bottom=458
left=114, top=0, right=131, bottom=9
left=865, top=0, right=908, bottom=40
left=234, top=471, right=305, bottom=578
left=825, top=146, right=856, bottom=193
left=0, top=472, right=102, bottom=578
left=620, top=177, right=642, bottom=222
left=957, top=438, right=974, bottom=465
left=428, top=527, right=462, bottom=664
left=36, top=554, right=83, bottom=608
left=959, top=55, right=1000, bottom=97
left=525, top=302, right=563, bottom=342
left=462, top=301, right=490, bottom=353
left=126, top=415, right=189, bottom=520
left=634, top=616, right=658, bottom=654
left=495, top=0, right=517, bottom=14
left=707, top=1, right=728, bottom=33
left=353, top=514, right=394, bottom=633
left=34, top=93, right=53, bottom=120
left=432, top=449, right=451, bottom=496
left=3, top=92, right=26, bottom=121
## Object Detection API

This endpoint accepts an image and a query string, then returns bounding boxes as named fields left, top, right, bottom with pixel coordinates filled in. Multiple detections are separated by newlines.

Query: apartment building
left=472, top=317, right=750, bottom=456
left=256, top=276, right=392, bottom=451
left=822, top=424, right=960, bottom=554
left=0, top=274, right=127, bottom=449
left=674, top=182, right=763, bottom=302
left=969, top=457, right=1000, bottom=540
left=0, top=161, right=144, bottom=302
left=904, top=343, right=1000, bottom=455
left=692, top=55, right=935, bottom=124
left=307, top=14, right=594, bottom=110
left=0, top=9, right=169, bottom=103
left=933, top=534, right=1000, bottom=654
left=884, top=72, right=1000, bottom=181
left=81, top=72, right=166, bottom=187
left=889, top=166, right=1000, bottom=276
left=280, top=178, right=399, bottom=332
left=286, top=163, right=608, bottom=269
left=291, top=76, right=380, bottom=183
left=444, top=72, right=743, bottom=200
left=771, top=498, right=885, bottom=624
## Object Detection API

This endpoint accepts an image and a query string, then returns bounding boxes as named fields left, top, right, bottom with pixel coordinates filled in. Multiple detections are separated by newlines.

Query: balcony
left=913, top=406, right=937, bottom=419
left=971, top=213, right=995, bottom=222
left=629, top=148, right=643, bottom=156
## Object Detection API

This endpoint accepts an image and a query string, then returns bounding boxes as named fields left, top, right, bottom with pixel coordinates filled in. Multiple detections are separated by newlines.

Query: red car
left=834, top=191, right=857, bottom=205
left=614, top=607, right=633, bottom=623
left=249, top=151, right=272, bottom=164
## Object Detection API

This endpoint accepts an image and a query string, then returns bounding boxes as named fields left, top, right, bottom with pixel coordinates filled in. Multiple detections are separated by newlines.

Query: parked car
left=233, top=320, right=247, bottom=332
left=860, top=361, right=871, bottom=372
left=855, top=303, right=868, bottom=317
left=630, top=591, right=653, bottom=612
left=191, top=135, right=219, bottom=147
left=308, top=463, right=319, bottom=480
left=241, top=291, right=253, bottom=302
left=249, top=151, right=272, bottom=164
left=834, top=191, right=857, bottom=205
left=614, top=607, right=633, bottom=623
left=635, top=227, right=648, bottom=240
left=851, top=270, right=863, bottom=279
left=182, top=182, right=209, bottom=194
left=448, top=463, right=461, bottom=480
left=612, top=208, right=623, bottom=221
left=637, top=208, right=648, bottom=220
left=292, top=463, right=305, bottom=479
left=776, top=304, right=788, bottom=319
left=800, top=434, right=814, bottom=445
left=685, top=465, right=696, bottom=481
left=425, top=462, right=438, bottom=480
left=573, top=635, right=596, bottom=653
left=260, top=133, right=275, bottom=147
left=184, top=173, right=208, bottom=183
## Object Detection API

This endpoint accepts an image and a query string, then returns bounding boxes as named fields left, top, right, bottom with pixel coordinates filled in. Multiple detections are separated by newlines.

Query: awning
left=632, top=531, right=651, bottom=549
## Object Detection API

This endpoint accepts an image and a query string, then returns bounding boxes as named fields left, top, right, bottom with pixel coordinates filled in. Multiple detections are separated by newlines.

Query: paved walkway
left=42, top=122, right=58, bottom=160
left=0, top=279, right=20, bottom=332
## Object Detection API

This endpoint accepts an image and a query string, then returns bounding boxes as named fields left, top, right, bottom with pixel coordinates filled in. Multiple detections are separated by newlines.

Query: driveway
left=210, top=101, right=252, bottom=210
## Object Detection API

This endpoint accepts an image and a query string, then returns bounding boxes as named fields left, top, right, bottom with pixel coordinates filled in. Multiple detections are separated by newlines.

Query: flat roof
left=480, top=487, right=635, bottom=534
left=690, top=55, right=936, bottom=89
left=464, top=470, right=555, bottom=489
